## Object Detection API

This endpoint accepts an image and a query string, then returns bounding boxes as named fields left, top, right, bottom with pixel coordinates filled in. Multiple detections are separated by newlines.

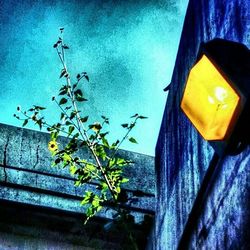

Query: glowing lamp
left=181, top=55, right=241, bottom=141
left=181, top=39, right=250, bottom=155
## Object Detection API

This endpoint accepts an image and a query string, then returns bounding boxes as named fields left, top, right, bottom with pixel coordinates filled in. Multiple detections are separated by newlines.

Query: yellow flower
left=48, top=140, right=58, bottom=153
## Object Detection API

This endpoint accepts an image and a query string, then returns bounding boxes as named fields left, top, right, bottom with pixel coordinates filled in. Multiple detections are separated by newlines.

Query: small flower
left=91, top=122, right=102, bottom=133
left=48, top=140, right=58, bottom=153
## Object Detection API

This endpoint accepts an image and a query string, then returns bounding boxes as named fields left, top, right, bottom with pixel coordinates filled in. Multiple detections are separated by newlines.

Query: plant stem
left=56, top=43, right=116, bottom=201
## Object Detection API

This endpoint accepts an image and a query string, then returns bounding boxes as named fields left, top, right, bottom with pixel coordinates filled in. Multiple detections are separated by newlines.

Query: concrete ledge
left=0, top=199, right=148, bottom=249
left=0, top=123, right=155, bottom=221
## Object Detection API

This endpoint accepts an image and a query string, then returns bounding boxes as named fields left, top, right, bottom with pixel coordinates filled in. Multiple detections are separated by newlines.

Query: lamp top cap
left=198, top=38, right=250, bottom=95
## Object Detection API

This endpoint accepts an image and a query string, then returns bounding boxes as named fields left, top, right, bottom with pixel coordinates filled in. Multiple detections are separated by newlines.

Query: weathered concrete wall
left=155, top=0, right=249, bottom=249
left=0, top=123, right=155, bottom=248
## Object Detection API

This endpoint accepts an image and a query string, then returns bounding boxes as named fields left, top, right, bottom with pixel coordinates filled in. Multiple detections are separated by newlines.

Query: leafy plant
left=14, top=28, right=147, bottom=234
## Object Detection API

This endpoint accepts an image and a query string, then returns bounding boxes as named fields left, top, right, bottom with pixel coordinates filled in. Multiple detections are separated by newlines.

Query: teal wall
left=0, top=0, right=188, bottom=156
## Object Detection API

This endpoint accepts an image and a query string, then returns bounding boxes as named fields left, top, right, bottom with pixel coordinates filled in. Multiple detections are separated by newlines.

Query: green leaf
left=55, top=158, right=61, bottom=164
left=81, top=199, right=89, bottom=206
left=138, top=115, right=148, bottom=119
left=74, top=180, right=81, bottom=187
left=130, top=113, right=138, bottom=118
left=68, top=126, right=75, bottom=136
left=59, top=85, right=66, bottom=91
left=95, top=145, right=106, bottom=160
left=60, top=69, right=66, bottom=78
left=65, top=106, right=72, bottom=110
left=60, top=113, right=65, bottom=120
left=76, top=96, right=87, bottom=102
left=108, top=158, right=116, bottom=168
left=80, top=116, right=88, bottom=123
left=34, top=105, right=46, bottom=110
left=74, top=89, right=83, bottom=97
left=102, top=137, right=109, bottom=148
left=92, top=195, right=101, bottom=207
left=70, top=165, right=77, bottom=175
left=115, top=186, right=121, bottom=194
left=80, top=140, right=87, bottom=147
left=129, top=137, right=138, bottom=144
left=100, top=182, right=108, bottom=192
left=55, top=123, right=61, bottom=129
left=36, top=119, right=43, bottom=130
left=121, top=178, right=129, bottom=183
left=62, top=44, right=69, bottom=49
left=116, top=158, right=128, bottom=166
left=121, top=123, right=128, bottom=128
left=79, top=172, right=91, bottom=183
left=62, top=152, right=71, bottom=162
left=84, top=74, right=89, bottom=82
left=99, top=132, right=109, bottom=138
left=101, top=115, right=109, bottom=124
left=66, top=139, right=78, bottom=153
left=59, top=98, right=67, bottom=105
left=65, top=121, right=72, bottom=126
left=72, top=133, right=79, bottom=139
left=111, top=140, right=120, bottom=149
left=22, top=119, right=28, bottom=127
left=81, top=191, right=94, bottom=205
left=89, top=134, right=96, bottom=141
left=59, top=89, right=67, bottom=95
left=85, top=163, right=96, bottom=172
left=129, top=122, right=136, bottom=129
left=51, top=131, right=59, bottom=140
left=70, top=111, right=77, bottom=120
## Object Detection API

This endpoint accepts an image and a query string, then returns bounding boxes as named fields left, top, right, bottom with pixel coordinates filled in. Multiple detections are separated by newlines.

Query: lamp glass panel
left=181, top=55, right=240, bottom=140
